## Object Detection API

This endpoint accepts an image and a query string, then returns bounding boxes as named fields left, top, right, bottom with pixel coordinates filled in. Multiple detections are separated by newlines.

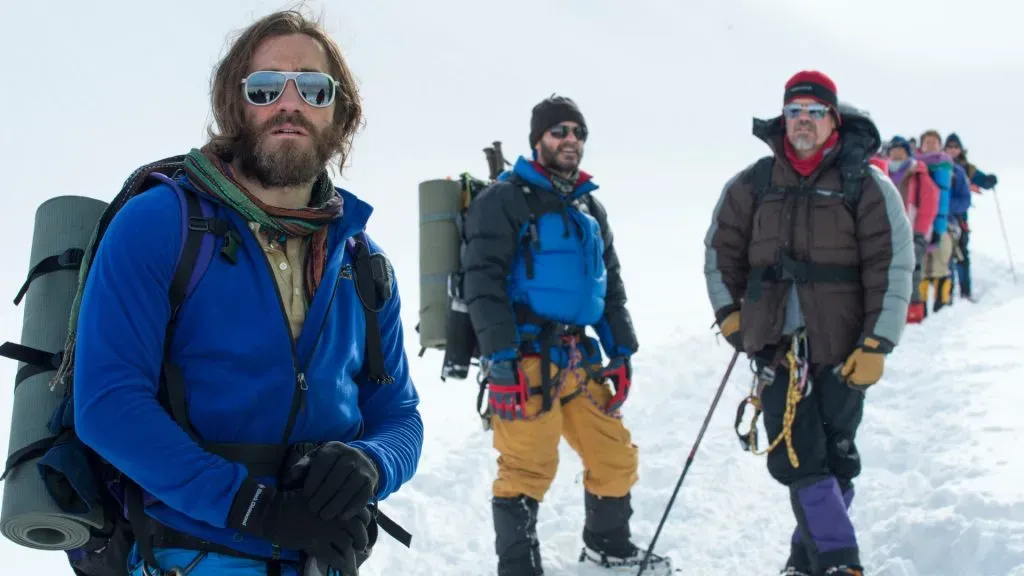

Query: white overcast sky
left=0, top=0, right=1020, bottom=573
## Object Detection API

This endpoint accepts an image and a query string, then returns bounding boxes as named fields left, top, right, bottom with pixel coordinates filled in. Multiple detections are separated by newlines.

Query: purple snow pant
left=759, top=359, right=865, bottom=574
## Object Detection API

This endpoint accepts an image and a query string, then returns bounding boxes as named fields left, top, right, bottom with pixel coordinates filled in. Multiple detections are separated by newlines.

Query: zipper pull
left=298, top=372, right=308, bottom=391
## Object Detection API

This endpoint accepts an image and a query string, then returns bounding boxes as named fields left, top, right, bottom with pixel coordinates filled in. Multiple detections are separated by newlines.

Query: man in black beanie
left=459, top=95, right=671, bottom=575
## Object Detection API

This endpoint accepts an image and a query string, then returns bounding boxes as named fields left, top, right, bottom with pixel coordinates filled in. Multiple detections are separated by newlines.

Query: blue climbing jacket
left=949, top=162, right=972, bottom=216
left=461, top=156, right=639, bottom=368
left=73, top=176, right=423, bottom=561
left=917, top=151, right=953, bottom=237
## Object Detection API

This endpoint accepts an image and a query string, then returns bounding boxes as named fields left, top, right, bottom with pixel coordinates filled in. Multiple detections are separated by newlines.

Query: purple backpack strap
left=345, top=231, right=366, bottom=257
left=148, top=172, right=218, bottom=303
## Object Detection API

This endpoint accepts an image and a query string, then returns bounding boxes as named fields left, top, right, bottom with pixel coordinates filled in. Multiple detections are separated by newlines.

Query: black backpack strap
left=750, top=155, right=776, bottom=206
left=133, top=176, right=234, bottom=566
left=0, top=341, right=64, bottom=391
left=13, top=247, right=84, bottom=306
left=160, top=187, right=211, bottom=444
left=0, top=436, right=57, bottom=481
left=839, top=163, right=867, bottom=215
left=519, top=184, right=546, bottom=280
left=349, top=233, right=395, bottom=385
left=508, top=176, right=561, bottom=282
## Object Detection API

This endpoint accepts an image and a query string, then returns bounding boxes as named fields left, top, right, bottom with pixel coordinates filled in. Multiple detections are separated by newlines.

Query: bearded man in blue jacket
left=73, top=10, right=422, bottom=576
left=462, top=95, right=672, bottom=576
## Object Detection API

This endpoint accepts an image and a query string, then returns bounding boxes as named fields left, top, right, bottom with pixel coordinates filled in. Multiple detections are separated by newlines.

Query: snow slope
left=359, top=254, right=1023, bottom=576
left=2, top=190, right=1023, bottom=575
left=1, top=180, right=1022, bottom=575
left=356, top=187, right=1024, bottom=576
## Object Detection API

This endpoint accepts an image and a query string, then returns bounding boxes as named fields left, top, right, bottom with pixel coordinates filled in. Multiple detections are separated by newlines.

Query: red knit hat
left=784, top=70, right=840, bottom=124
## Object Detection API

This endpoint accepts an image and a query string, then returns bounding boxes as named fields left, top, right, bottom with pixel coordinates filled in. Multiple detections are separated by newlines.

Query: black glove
left=302, top=442, right=379, bottom=522
left=986, top=174, right=998, bottom=188
left=227, top=478, right=358, bottom=571
left=335, top=507, right=374, bottom=576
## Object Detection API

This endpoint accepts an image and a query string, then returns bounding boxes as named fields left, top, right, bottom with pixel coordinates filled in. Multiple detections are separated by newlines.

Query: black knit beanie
left=529, top=95, right=587, bottom=148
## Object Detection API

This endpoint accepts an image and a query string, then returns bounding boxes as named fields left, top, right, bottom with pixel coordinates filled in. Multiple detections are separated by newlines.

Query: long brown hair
left=206, top=8, right=363, bottom=174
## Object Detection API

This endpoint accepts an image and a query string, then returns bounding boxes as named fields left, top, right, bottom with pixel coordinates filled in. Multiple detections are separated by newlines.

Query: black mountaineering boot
left=493, top=495, right=543, bottom=576
left=579, top=492, right=673, bottom=574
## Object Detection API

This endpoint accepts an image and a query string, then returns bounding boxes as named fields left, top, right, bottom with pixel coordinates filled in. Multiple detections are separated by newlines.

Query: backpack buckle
left=57, top=248, right=84, bottom=268
left=188, top=216, right=210, bottom=232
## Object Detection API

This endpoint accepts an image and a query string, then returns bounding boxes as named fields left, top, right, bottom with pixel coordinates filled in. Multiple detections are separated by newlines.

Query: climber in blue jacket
left=73, top=10, right=422, bottom=576
left=945, top=132, right=998, bottom=300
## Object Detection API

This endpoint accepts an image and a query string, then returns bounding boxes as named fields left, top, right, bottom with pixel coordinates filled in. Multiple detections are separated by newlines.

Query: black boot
left=934, top=277, right=952, bottom=312
left=583, top=492, right=635, bottom=558
left=579, top=492, right=673, bottom=574
left=493, top=495, right=543, bottom=576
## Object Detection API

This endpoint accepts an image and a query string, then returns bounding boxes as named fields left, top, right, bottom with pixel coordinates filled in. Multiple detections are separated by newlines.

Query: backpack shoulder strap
left=347, top=232, right=396, bottom=385
left=148, top=172, right=228, bottom=444
left=750, top=155, right=775, bottom=206
left=839, top=161, right=868, bottom=215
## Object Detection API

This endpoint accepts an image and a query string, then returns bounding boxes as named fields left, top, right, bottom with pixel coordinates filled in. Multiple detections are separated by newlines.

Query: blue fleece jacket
left=73, top=178, right=423, bottom=560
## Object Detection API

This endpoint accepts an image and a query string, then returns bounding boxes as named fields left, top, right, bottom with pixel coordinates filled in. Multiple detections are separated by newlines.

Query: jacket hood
left=752, top=100, right=882, bottom=166
left=500, top=155, right=599, bottom=198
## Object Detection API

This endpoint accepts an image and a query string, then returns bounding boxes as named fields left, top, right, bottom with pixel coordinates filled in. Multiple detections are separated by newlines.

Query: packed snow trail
left=358, top=251, right=1024, bottom=576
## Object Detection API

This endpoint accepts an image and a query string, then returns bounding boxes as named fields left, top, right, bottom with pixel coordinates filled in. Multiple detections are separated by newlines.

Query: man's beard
left=539, top=140, right=582, bottom=175
left=236, top=112, right=336, bottom=188
left=791, top=121, right=818, bottom=152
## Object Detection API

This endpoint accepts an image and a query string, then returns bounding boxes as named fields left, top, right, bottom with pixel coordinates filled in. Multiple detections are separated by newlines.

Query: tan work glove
left=838, top=336, right=892, bottom=390
left=716, top=309, right=742, bottom=351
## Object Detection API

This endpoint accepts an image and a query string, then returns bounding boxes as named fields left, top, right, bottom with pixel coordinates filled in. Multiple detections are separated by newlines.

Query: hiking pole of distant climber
left=637, top=348, right=741, bottom=576
left=992, top=186, right=1017, bottom=284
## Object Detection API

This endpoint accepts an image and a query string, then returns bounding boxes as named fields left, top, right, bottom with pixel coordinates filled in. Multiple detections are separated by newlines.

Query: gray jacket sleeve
left=587, top=196, right=639, bottom=356
left=461, top=182, right=523, bottom=360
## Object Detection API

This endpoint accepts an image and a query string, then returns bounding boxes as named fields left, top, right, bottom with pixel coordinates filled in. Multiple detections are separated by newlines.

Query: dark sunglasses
left=783, top=102, right=830, bottom=120
left=548, top=124, right=588, bottom=141
left=240, top=70, right=340, bottom=108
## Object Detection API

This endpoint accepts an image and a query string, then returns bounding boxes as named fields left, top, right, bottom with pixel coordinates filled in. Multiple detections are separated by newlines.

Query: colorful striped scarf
left=183, top=146, right=343, bottom=298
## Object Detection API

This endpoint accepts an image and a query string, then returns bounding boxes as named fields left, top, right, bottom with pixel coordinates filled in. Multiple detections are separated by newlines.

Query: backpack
left=418, top=143, right=602, bottom=425
left=743, top=152, right=870, bottom=303
left=0, top=155, right=410, bottom=576
left=414, top=142, right=508, bottom=385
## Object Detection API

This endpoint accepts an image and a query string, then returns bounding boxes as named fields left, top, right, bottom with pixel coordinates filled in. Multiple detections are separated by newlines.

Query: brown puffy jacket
left=704, top=103, right=915, bottom=366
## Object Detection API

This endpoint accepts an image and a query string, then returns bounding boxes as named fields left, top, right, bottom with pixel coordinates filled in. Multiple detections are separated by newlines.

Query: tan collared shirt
left=248, top=222, right=310, bottom=340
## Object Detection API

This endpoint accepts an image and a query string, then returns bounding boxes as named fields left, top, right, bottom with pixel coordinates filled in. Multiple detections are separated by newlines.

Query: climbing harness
left=568, top=335, right=625, bottom=419
left=478, top=333, right=623, bottom=428
left=733, top=331, right=812, bottom=468
left=139, top=551, right=208, bottom=576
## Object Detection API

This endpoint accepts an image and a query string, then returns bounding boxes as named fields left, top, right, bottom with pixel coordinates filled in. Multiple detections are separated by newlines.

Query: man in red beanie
left=703, top=71, right=915, bottom=576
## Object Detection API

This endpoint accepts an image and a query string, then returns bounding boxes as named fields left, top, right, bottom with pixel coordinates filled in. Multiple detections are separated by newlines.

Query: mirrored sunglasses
left=241, top=70, right=339, bottom=108
left=783, top=103, right=830, bottom=120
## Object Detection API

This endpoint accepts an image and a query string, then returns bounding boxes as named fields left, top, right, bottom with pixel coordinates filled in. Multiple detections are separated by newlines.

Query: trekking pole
left=637, top=348, right=741, bottom=575
left=992, top=185, right=1017, bottom=284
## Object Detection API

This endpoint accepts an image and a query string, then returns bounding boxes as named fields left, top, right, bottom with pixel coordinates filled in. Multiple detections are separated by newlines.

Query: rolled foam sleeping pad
left=1, top=195, right=109, bottom=550
left=418, top=179, right=463, bottom=350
